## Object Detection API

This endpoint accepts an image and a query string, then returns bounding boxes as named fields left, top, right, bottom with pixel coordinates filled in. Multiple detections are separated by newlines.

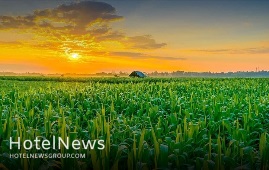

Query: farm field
left=0, top=77, right=269, bottom=170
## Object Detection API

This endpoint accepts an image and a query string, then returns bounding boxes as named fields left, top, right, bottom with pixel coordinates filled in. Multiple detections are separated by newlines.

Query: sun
left=68, top=53, right=81, bottom=61
left=71, top=53, right=79, bottom=59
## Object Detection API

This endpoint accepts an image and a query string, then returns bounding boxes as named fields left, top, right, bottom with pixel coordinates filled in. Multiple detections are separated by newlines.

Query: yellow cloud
left=0, top=1, right=172, bottom=73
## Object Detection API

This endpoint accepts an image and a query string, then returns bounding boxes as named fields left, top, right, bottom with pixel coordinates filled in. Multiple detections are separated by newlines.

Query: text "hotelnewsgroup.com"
left=9, top=153, right=86, bottom=159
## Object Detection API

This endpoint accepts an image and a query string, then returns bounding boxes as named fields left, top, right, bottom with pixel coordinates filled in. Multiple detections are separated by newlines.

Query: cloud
left=0, top=1, right=167, bottom=60
left=0, top=41, right=23, bottom=48
left=95, top=30, right=125, bottom=41
left=0, top=63, right=47, bottom=72
left=244, top=47, right=269, bottom=54
left=0, top=41, right=22, bottom=45
left=0, top=1, right=122, bottom=33
left=193, top=47, right=269, bottom=54
left=126, top=35, right=167, bottom=49
left=111, top=51, right=185, bottom=60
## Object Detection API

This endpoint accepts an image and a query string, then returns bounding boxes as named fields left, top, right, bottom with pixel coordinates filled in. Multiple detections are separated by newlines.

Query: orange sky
left=0, top=1, right=269, bottom=74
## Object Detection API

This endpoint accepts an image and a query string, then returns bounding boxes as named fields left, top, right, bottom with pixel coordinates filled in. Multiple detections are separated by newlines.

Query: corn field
left=0, top=77, right=269, bottom=170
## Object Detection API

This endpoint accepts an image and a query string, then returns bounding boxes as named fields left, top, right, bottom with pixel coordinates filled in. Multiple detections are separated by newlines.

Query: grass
left=0, top=77, right=269, bottom=169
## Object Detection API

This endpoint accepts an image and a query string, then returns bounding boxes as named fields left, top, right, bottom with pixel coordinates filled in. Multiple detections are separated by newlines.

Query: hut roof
left=129, top=71, right=146, bottom=78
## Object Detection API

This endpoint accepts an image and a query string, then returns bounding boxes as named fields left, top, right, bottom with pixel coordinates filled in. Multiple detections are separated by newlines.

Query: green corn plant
left=0, top=78, right=269, bottom=169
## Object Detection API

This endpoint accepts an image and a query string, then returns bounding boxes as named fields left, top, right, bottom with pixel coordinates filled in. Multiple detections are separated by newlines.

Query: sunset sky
left=0, top=0, right=269, bottom=74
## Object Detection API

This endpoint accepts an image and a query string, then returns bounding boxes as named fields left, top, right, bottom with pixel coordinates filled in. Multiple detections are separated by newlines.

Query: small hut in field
left=129, top=71, right=147, bottom=78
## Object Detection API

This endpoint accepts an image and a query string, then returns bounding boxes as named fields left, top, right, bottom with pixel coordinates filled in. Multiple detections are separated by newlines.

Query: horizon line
left=1, top=70, right=269, bottom=75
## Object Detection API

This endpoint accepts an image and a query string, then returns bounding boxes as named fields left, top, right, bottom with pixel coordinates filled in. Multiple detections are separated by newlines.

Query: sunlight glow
left=69, top=53, right=80, bottom=60
left=71, top=53, right=79, bottom=59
